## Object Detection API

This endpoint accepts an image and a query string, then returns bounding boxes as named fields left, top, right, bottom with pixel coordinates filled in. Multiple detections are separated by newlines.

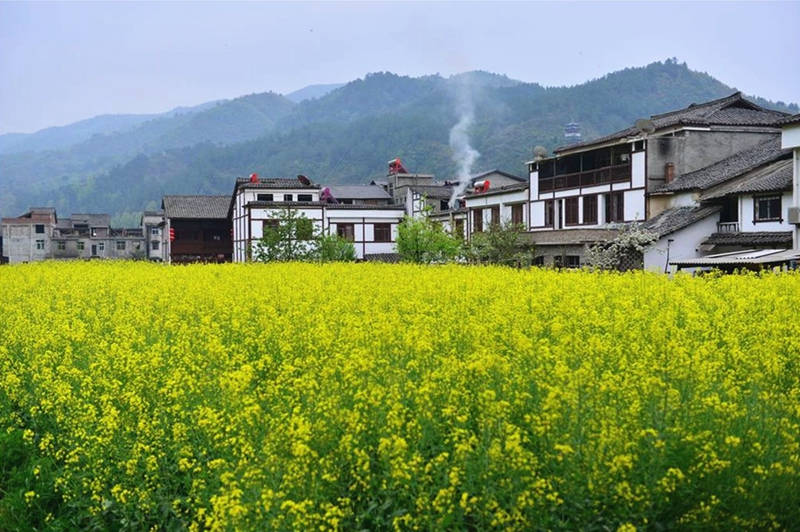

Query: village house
left=162, top=195, right=233, bottom=264
left=230, top=175, right=406, bottom=262
left=1, top=208, right=146, bottom=264
left=524, top=92, right=789, bottom=268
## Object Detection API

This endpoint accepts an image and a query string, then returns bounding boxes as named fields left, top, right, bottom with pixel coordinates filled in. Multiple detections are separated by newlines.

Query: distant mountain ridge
left=1, top=60, right=796, bottom=226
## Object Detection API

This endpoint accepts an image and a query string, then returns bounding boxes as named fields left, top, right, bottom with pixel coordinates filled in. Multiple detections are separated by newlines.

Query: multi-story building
left=162, top=196, right=233, bottom=264
left=141, top=210, right=165, bottom=261
left=525, top=92, right=789, bottom=267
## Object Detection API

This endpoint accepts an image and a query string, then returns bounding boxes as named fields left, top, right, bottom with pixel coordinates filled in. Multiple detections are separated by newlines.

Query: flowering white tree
left=586, top=222, right=658, bottom=271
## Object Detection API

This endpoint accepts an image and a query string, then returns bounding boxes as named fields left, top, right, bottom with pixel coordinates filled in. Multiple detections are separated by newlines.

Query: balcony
left=717, top=222, right=740, bottom=233
left=539, top=163, right=631, bottom=193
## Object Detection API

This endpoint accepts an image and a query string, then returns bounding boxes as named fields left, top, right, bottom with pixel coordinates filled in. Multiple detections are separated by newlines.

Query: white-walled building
left=230, top=176, right=405, bottom=261
left=525, top=92, right=788, bottom=268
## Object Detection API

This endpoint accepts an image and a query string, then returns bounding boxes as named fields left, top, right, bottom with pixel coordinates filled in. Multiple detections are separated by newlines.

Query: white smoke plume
left=448, top=81, right=480, bottom=209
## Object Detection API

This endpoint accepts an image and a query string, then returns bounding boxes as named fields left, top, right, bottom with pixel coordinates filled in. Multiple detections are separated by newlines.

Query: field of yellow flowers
left=1, top=261, right=799, bottom=531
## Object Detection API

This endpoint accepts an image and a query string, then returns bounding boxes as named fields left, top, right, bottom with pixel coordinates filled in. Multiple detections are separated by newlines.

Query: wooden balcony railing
left=539, top=163, right=631, bottom=193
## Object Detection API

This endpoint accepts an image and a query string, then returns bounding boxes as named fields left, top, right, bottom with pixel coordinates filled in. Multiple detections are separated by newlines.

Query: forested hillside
left=2, top=59, right=796, bottom=225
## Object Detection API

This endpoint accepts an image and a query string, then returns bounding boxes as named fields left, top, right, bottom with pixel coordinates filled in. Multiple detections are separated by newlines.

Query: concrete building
left=141, top=210, right=165, bottom=261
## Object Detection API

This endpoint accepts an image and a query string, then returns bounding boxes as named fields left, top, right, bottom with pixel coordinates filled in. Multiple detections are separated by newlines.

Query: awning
left=670, top=248, right=800, bottom=269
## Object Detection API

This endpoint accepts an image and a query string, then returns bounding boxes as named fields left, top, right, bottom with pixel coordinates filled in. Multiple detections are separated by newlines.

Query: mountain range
left=1, top=59, right=797, bottom=226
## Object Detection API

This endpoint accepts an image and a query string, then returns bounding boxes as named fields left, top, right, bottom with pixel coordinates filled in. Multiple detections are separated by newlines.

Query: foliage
left=6, top=60, right=797, bottom=221
left=461, top=220, right=531, bottom=266
left=586, top=221, right=659, bottom=271
left=318, top=233, right=357, bottom=263
left=1, top=262, right=800, bottom=531
left=396, top=211, right=460, bottom=264
left=251, top=208, right=319, bottom=263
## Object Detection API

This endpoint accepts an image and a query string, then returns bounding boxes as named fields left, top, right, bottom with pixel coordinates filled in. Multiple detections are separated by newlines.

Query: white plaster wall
left=624, top=190, right=646, bottom=221
left=782, top=124, right=800, bottom=149
left=529, top=201, right=546, bottom=228
left=631, top=150, right=646, bottom=189
left=644, top=214, right=720, bottom=273
left=739, top=191, right=793, bottom=232
left=529, top=169, right=539, bottom=197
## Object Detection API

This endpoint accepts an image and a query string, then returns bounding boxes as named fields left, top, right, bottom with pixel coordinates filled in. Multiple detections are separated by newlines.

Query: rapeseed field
left=1, top=261, right=798, bottom=531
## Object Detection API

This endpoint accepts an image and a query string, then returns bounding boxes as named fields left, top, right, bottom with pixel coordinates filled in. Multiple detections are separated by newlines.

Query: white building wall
left=739, top=191, right=794, bottom=233
left=644, top=214, right=720, bottom=273
left=631, top=150, right=646, bottom=189
left=624, top=190, right=647, bottom=221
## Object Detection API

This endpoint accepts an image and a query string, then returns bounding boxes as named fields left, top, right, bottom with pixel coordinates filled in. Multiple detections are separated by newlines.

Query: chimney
left=664, top=162, right=675, bottom=183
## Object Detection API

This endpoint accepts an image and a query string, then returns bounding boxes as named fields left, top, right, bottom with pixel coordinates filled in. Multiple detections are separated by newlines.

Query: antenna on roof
left=634, top=118, right=656, bottom=136
left=533, top=145, right=548, bottom=161
left=297, top=174, right=312, bottom=186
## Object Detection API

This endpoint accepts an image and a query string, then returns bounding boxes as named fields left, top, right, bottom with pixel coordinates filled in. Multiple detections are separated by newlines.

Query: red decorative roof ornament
left=249, top=173, right=258, bottom=183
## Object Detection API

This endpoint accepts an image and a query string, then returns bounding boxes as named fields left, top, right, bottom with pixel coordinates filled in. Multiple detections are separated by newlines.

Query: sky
left=1, top=1, right=798, bottom=135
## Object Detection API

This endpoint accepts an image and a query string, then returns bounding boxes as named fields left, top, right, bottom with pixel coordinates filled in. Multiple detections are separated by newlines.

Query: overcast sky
left=1, top=1, right=798, bottom=135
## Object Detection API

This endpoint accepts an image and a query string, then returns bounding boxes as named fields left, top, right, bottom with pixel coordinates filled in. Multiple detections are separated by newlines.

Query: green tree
left=585, top=221, right=658, bottom=271
left=462, top=220, right=531, bottom=266
left=318, top=233, right=357, bottom=263
left=396, top=211, right=460, bottom=265
left=251, top=208, right=319, bottom=262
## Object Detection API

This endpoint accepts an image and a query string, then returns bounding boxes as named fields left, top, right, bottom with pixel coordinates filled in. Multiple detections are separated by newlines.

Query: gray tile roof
left=247, top=201, right=405, bottom=211
left=556, top=92, right=788, bottom=153
left=470, top=169, right=526, bottom=183
left=466, top=182, right=529, bottom=197
left=235, top=177, right=320, bottom=189
left=163, top=195, right=231, bottom=219
left=362, top=253, right=402, bottom=263
left=70, top=213, right=112, bottom=227
left=410, top=185, right=454, bottom=200
left=527, top=228, right=619, bottom=245
left=703, top=231, right=793, bottom=247
left=642, top=206, right=721, bottom=238
left=327, top=185, right=392, bottom=200
left=651, top=137, right=789, bottom=194
left=776, top=113, right=800, bottom=126
left=701, top=159, right=793, bottom=200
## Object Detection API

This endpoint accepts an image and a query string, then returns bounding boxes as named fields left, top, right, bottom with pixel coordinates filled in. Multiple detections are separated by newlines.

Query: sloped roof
left=642, top=206, right=721, bottom=238
left=362, top=253, right=402, bottom=263
left=703, top=231, right=793, bottom=247
left=327, top=185, right=392, bottom=200
left=234, top=177, right=320, bottom=190
left=466, top=182, right=529, bottom=198
left=701, top=159, right=793, bottom=200
left=470, top=169, right=526, bottom=183
left=410, top=185, right=454, bottom=200
left=163, top=195, right=231, bottom=219
left=246, top=201, right=405, bottom=211
left=671, top=248, right=800, bottom=268
left=556, top=92, right=788, bottom=153
left=70, top=213, right=111, bottom=227
left=651, top=137, right=789, bottom=194
left=776, top=113, right=800, bottom=126
left=527, top=228, right=619, bottom=245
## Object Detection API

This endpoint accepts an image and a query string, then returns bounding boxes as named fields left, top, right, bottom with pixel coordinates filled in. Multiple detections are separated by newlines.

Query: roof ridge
left=649, top=92, right=743, bottom=120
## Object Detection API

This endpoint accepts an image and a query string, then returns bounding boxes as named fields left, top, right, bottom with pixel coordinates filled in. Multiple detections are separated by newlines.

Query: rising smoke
left=448, top=80, right=480, bottom=209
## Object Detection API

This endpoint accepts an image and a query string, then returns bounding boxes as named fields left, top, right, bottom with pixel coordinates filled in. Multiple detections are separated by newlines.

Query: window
left=257, top=193, right=274, bottom=202
left=35, top=224, right=45, bottom=234
left=566, top=255, right=581, bottom=268
left=99, top=242, right=105, bottom=252
left=297, top=194, right=313, bottom=202
left=544, top=200, right=555, bottom=227
left=284, top=194, right=293, bottom=202
left=374, top=223, right=391, bottom=242
left=440, top=200, right=450, bottom=211
left=35, top=239, right=45, bottom=250
left=491, top=206, right=501, bottom=227
left=337, top=223, right=355, bottom=241
left=263, top=220, right=279, bottom=233
left=472, top=209, right=483, bottom=233
left=57, top=241, right=66, bottom=251
left=511, top=204, right=524, bottom=226
left=565, top=197, right=579, bottom=226
left=533, top=255, right=545, bottom=266
left=152, top=241, right=159, bottom=251
left=754, top=195, right=782, bottom=222
left=583, top=195, right=598, bottom=224
left=605, top=192, right=624, bottom=222
left=77, top=241, right=85, bottom=251
left=116, top=241, right=125, bottom=251
left=151, top=228, right=159, bottom=236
